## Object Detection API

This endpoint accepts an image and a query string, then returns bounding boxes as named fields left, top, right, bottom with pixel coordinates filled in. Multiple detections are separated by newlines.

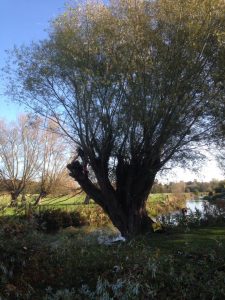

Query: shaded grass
left=154, top=227, right=225, bottom=254
left=1, top=217, right=225, bottom=299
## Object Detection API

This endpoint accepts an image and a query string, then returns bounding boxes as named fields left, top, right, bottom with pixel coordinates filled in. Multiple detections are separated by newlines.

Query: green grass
left=0, top=194, right=88, bottom=216
left=0, top=192, right=188, bottom=218
left=1, top=193, right=224, bottom=299
left=39, top=194, right=88, bottom=205
left=0, top=192, right=187, bottom=206
left=153, top=227, right=225, bottom=253
left=148, top=193, right=170, bottom=202
left=0, top=194, right=11, bottom=205
left=0, top=193, right=94, bottom=206
left=1, top=218, right=225, bottom=299
left=58, top=225, right=225, bottom=253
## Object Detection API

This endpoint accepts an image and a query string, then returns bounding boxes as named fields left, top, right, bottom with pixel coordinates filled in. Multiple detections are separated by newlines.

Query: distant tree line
left=151, top=179, right=225, bottom=194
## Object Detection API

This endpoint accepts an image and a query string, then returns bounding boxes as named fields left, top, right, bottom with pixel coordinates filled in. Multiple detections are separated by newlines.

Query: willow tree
left=5, top=0, right=225, bottom=236
left=34, top=120, right=69, bottom=205
left=0, top=116, right=41, bottom=205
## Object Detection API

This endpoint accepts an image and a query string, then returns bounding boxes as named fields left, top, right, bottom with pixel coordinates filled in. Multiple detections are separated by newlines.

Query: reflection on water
left=186, top=199, right=225, bottom=214
left=186, top=199, right=207, bottom=212
left=158, top=198, right=225, bottom=224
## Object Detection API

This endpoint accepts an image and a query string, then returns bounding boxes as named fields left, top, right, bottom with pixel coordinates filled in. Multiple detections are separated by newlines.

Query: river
left=158, top=197, right=225, bottom=224
left=186, top=198, right=225, bottom=213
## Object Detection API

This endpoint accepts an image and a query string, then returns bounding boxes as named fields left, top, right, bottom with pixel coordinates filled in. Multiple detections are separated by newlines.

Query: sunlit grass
left=0, top=192, right=189, bottom=205
left=0, top=192, right=190, bottom=217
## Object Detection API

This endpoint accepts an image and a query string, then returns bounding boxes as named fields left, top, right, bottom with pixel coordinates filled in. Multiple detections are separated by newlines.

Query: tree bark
left=67, top=160, right=156, bottom=238
left=21, top=192, right=26, bottom=204
left=106, top=198, right=154, bottom=237
left=34, top=190, right=47, bottom=205
left=10, top=191, right=19, bottom=206
left=83, top=194, right=90, bottom=204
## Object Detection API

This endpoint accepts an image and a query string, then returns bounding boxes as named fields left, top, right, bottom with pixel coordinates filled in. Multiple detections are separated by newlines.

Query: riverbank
left=1, top=192, right=225, bottom=299
left=1, top=218, right=225, bottom=299
left=147, top=192, right=196, bottom=216
left=204, top=192, right=225, bottom=201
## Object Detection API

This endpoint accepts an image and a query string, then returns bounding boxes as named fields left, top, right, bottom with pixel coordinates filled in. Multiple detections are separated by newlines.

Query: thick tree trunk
left=83, top=194, right=90, bottom=204
left=107, top=200, right=154, bottom=237
left=67, top=160, right=156, bottom=238
left=34, top=190, right=47, bottom=205
left=21, top=192, right=26, bottom=204
left=10, top=191, right=19, bottom=206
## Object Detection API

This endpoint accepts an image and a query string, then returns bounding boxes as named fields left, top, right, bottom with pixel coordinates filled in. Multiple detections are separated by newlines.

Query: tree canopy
left=4, top=0, right=225, bottom=236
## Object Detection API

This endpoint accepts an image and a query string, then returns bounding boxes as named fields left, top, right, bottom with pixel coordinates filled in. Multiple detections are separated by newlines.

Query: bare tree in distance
left=0, top=116, right=41, bottom=205
left=4, top=0, right=225, bottom=236
left=34, top=119, right=72, bottom=204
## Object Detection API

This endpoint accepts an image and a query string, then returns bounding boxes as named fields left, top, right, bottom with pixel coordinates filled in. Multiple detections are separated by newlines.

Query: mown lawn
left=0, top=192, right=188, bottom=209
left=0, top=192, right=190, bottom=222
left=0, top=192, right=184, bottom=205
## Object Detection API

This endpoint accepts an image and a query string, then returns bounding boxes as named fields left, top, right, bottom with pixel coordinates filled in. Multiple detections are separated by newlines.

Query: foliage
left=4, top=0, right=225, bottom=236
left=152, top=179, right=225, bottom=194
left=36, top=209, right=73, bottom=231
left=160, top=201, right=225, bottom=230
left=35, top=206, right=110, bottom=231
left=217, top=148, right=225, bottom=176
left=69, top=210, right=85, bottom=227
left=76, top=206, right=110, bottom=227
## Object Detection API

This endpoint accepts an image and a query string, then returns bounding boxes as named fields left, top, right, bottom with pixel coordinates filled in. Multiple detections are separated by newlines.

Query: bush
left=159, top=202, right=225, bottom=230
left=212, top=192, right=225, bottom=200
left=1, top=213, right=225, bottom=299
left=0, top=216, right=35, bottom=238
left=35, top=206, right=110, bottom=232
left=70, top=211, right=86, bottom=227
left=37, top=209, right=72, bottom=231
left=77, top=206, right=110, bottom=226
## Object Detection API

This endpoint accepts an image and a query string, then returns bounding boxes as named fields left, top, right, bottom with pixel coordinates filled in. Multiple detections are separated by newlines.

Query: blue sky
left=0, top=0, right=223, bottom=182
left=0, top=0, right=66, bottom=120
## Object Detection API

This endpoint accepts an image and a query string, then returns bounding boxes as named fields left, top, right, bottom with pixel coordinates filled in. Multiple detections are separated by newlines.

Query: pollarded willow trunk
left=106, top=199, right=154, bottom=237
left=67, top=160, right=156, bottom=237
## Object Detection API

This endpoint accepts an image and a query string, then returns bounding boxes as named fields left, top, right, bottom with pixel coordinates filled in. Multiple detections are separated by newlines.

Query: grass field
left=0, top=192, right=190, bottom=206
left=0, top=192, right=189, bottom=218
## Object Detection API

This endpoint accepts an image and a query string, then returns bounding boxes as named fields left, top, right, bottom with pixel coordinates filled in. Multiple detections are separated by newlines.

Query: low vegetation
left=0, top=0, right=224, bottom=297
left=0, top=182, right=224, bottom=299
left=1, top=200, right=225, bottom=299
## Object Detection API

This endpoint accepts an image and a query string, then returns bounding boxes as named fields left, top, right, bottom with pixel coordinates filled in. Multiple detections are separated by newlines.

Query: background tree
left=170, top=182, right=186, bottom=194
left=4, top=0, right=225, bottom=236
left=35, top=119, right=69, bottom=205
left=34, top=120, right=71, bottom=205
left=0, top=116, right=41, bottom=205
left=216, top=147, right=225, bottom=176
